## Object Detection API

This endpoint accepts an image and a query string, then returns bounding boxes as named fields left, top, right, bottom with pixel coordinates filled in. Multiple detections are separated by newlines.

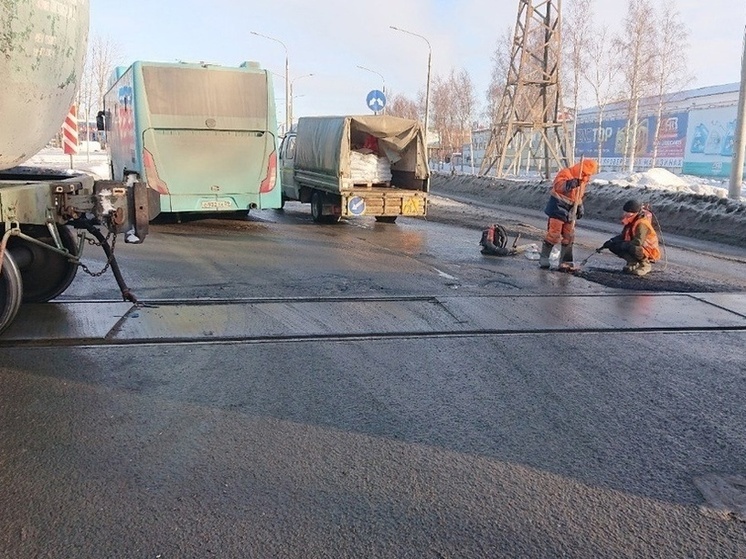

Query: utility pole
left=289, top=74, right=314, bottom=127
left=479, top=0, right=569, bottom=178
left=251, top=32, right=290, bottom=135
left=390, top=26, right=432, bottom=160
left=729, top=26, right=746, bottom=200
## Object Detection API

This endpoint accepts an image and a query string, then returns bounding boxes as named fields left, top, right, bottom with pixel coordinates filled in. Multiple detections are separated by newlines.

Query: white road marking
left=433, top=267, right=458, bottom=280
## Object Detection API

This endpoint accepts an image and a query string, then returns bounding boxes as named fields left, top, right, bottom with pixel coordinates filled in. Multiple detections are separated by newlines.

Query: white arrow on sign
left=370, top=96, right=384, bottom=109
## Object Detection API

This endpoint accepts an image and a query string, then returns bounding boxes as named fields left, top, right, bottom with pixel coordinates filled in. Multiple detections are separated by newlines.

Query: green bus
left=100, top=60, right=280, bottom=217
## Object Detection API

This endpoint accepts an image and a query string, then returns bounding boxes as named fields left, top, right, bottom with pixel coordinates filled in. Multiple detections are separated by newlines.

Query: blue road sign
left=366, top=90, right=386, bottom=112
left=348, top=196, right=366, bottom=215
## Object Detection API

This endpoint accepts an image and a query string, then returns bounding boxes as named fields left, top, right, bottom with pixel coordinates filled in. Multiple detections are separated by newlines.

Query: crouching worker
left=540, top=158, right=599, bottom=270
left=599, top=199, right=660, bottom=276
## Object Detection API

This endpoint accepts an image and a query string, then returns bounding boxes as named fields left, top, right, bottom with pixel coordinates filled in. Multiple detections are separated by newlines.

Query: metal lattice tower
left=480, top=0, right=569, bottom=178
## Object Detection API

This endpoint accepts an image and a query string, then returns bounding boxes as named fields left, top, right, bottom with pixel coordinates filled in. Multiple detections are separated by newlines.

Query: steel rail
left=2, top=323, right=746, bottom=350
left=2, top=292, right=744, bottom=349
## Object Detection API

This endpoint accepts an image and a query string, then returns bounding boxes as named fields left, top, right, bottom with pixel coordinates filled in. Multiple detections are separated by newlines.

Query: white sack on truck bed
left=350, top=150, right=392, bottom=183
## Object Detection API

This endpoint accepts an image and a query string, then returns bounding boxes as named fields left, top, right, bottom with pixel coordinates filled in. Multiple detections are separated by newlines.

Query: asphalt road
left=1, top=201, right=745, bottom=558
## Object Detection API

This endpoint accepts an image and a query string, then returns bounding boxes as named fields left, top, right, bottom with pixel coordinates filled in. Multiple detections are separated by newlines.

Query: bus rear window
left=142, top=66, right=268, bottom=119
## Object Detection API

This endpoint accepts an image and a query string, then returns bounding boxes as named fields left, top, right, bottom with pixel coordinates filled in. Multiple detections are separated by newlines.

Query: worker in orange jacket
left=599, top=199, right=661, bottom=276
left=540, top=158, right=599, bottom=270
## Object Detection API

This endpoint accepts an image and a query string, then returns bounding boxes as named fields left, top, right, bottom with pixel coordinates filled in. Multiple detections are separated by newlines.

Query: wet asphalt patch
left=576, top=267, right=742, bottom=293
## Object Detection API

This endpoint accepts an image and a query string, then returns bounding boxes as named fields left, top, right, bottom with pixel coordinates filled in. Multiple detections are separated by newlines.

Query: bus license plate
left=201, top=200, right=233, bottom=209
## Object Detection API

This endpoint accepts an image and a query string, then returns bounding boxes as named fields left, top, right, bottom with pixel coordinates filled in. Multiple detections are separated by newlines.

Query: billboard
left=681, top=106, right=738, bottom=178
left=575, top=112, right=688, bottom=169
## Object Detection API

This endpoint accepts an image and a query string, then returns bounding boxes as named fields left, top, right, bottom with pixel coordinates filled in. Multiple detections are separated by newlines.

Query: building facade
left=575, top=83, right=741, bottom=178
left=463, top=83, right=742, bottom=179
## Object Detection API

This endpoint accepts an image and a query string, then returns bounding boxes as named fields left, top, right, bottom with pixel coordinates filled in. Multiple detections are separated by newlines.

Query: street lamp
left=390, top=26, right=431, bottom=156
left=289, top=73, right=314, bottom=126
left=356, top=65, right=386, bottom=115
left=250, top=31, right=289, bottom=134
left=268, top=71, right=288, bottom=129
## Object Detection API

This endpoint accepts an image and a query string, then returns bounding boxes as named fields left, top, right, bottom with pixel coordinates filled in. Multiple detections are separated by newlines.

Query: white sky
left=90, top=0, right=745, bottom=123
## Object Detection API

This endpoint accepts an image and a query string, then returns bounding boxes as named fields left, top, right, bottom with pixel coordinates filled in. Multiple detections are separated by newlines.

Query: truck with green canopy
left=279, top=115, right=429, bottom=223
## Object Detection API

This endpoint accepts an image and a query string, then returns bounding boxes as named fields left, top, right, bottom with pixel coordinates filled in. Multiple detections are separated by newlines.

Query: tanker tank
left=0, top=0, right=149, bottom=336
left=0, top=0, right=89, bottom=170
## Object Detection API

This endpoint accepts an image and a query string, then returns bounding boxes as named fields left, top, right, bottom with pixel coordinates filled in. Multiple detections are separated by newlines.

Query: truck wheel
left=326, top=195, right=342, bottom=223
left=0, top=252, right=23, bottom=335
left=375, top=216, right=398, bottom=223
left=311, top=191, right=324, bottom=223
left=311, top=191, right=341, bottom=224
left=7, top=225, right=79, bottom=303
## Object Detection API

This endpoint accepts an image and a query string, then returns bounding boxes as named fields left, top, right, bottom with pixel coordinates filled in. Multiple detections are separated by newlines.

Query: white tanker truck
left=0, top=0, right=149, bottom=334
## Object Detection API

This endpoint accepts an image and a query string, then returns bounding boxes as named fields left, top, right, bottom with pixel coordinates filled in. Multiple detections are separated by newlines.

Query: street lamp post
left=356, top=65, right=386, bottom=115
left=289, top=73, right=314, bottom=126
left=268, top=71, right=288, bottom=126
left=390, top=26, right=431, bottom=157
left=730, top=26, right=746, bottom=200
left=250, top=31, right=289, bottom=134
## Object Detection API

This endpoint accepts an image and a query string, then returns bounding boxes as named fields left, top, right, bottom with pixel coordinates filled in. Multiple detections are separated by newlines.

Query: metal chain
left=78, top=227, right=117, bottom=277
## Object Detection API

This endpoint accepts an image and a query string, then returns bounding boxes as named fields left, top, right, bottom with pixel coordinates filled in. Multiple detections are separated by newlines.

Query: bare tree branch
left=582, top=25, right=623, bottom=165
left=387, top=93, right=419, bottom=121
left=484, top=27, right=513, bottom=127
left=614, top=0, right=658, bottom=172
left=79, top=35, right=123, bottom=149
left=563, top=0, right=595, bottom=158
left=650, top=0, right=692, bottom=166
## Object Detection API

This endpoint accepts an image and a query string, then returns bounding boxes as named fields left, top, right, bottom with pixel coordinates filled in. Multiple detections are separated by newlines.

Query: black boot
left=539, top=241, right=553, bottom=269
left=558, top=243, right=575, bottom=271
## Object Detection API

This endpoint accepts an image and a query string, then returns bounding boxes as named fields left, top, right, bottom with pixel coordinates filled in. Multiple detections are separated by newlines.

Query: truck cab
left=279, top=132, right=299, bottom=202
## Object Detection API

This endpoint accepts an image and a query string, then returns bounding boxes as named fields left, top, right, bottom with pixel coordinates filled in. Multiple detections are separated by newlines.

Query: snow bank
left=19, top=147, right=111, bottom=179
left=592, top=167, right=744, bottom=200
left=431, top=169, right=746, bottom=247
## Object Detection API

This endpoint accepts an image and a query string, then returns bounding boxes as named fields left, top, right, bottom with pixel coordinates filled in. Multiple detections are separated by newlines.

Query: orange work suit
left=621, top=212, right=661, bottom=261
left=543, top=159, right=598, bottom=246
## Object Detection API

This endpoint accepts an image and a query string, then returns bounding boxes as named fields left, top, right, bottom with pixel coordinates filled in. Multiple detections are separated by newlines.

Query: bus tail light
left=260, top=150, right=277, bottom=193
left=143, top=148, right=169, bottom=194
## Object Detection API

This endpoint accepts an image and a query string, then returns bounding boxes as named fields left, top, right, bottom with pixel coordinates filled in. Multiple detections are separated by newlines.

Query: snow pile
left=350, top=150, right=392, bottom=184
left=449, top=164, right=745, bottom=201
left=78, top=141, right=103, bottom=152
left=592, top=167, right=744, bottom=200
left=594, top=168, right=689, bottom=189
left=78, top=163, right=111, bottom=180
left=19, top=147, right=111, bottom=180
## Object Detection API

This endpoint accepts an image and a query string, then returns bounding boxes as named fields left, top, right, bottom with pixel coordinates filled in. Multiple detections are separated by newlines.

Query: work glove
left=600, top=238, right=621, bottom=252
left=576, top=204, right=584, bottom=220
left=564, top=178, right=581, bottom=192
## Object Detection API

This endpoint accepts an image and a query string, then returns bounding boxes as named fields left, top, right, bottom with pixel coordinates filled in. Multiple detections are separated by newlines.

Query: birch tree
left=452, top=69, right=477, bottom=171
left=79, top=35, right=122, bottom=150
left=650, top=0, right=691, bottom=167
left=430, top=72, right=457, bottom=156
left=484, top=27, right=513, bottom=127
left=90, top=36, right=122, bottom=113
left=77, top=53, right=96, bottom=149
left=583, top=25, right=622, bottom=166
left=562, top=0, right=595, bottom=160
left=614, top=0, right=657, bottom=172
